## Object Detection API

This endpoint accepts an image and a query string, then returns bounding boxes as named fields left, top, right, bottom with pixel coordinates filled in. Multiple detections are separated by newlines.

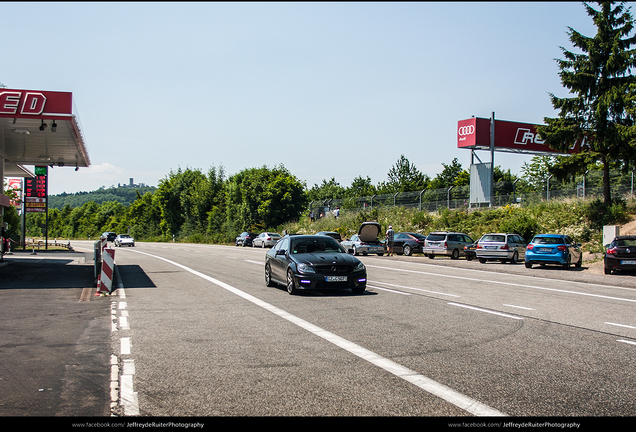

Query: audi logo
left=458, top=125, right=475, bottom=136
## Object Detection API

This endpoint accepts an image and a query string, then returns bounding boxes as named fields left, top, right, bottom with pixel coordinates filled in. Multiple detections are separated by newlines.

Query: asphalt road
left=84, top=240, right=636, bottom=419
left=3, top=240, right=636, bottom=423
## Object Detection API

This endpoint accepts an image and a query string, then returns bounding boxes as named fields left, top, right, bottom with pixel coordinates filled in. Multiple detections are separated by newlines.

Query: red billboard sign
left=457, top=117, right=582, bottom=155
left=0, top=89, right=73, bottom=120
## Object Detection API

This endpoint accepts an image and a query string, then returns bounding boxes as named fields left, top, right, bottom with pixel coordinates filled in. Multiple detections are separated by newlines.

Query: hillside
left=48, top=186, right=157, bottom=209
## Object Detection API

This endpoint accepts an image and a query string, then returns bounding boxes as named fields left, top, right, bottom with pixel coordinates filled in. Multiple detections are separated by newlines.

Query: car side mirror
left=347, top=248, right=355, bottom=255
left=276, top=249, right=287, bottom=256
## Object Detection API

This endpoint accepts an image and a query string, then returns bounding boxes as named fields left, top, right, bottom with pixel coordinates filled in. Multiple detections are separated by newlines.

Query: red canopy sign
left=0, top=89, right=73, bottom=120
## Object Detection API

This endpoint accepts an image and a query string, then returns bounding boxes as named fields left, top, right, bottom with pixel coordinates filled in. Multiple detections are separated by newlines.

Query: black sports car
left=265, top=235, right=367, bottom=295
left=604, top=235, right=636, bottom=274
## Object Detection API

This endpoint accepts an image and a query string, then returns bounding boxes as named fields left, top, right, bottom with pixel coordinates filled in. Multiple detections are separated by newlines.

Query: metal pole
left=490, top=112, right=495, bottom=208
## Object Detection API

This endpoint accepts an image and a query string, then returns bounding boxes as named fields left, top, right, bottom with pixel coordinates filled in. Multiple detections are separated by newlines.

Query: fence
left=308, top=170, right=636, bottom=216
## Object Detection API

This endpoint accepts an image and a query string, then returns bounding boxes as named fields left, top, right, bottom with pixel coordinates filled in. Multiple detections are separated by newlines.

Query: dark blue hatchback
left=525, top=234, right=582, bottom=269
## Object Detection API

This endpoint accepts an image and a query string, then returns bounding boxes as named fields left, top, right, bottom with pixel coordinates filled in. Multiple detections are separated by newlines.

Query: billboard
left=457, top=117, right=583, bottom=155
left=24, top=166, right=47, bottom=213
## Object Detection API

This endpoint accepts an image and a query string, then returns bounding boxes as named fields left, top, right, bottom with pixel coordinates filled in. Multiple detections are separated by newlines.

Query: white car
left=114, top=234, right=135, bottom=247
left=253, top=232, right=281, bottom=248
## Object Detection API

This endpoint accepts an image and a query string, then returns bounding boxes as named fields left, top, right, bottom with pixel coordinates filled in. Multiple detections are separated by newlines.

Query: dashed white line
left=448, top=302, right=524, bottom=320
left=503, top=304, right=535, bottom=311
left=605, top=322, right=636, bottom=330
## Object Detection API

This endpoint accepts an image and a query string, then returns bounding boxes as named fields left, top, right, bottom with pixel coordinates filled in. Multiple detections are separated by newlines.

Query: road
left=68, top=240, right=636, bottom=419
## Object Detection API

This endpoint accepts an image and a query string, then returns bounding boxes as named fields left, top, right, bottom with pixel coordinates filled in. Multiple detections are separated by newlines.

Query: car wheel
left=575, top=254, right=582, bottom=268
left=352, top=246, right=358, bottom=256
left=428, top=254, right=435, bottom=259
left=451, top=249, right=460, bottom=260
left=525, top=261, right=532, bottom=269
left=604, top=266, right=611, bottom=275
left=510, top=251, right=518, bottom=264
left=286, top=269, right=298, bottom=295
left=563, top=254, right=571, bottom=270
left=479, top=258, right=486, bottom=264
left=403, top=245, right=412, bottom=256
left=265, top=264, right=276, bottom=287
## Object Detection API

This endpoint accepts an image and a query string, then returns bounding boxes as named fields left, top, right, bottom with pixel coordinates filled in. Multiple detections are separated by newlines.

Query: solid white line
left=448, top=302, right=524, bottom=320
left=367, top=264, right=636, bottom=304
left=617, top=339, right=636, bottom=346
left=605, top=322, right=636, bottom=330
left=129, top=249, right=506, bottom=417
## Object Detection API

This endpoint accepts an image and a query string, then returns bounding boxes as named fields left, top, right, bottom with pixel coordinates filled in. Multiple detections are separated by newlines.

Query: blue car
left=525, top=234, right=582, bottom=269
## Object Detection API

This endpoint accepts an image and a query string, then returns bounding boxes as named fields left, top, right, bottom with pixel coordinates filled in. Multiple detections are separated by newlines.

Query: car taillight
left=501, top=244, right=509, bottom=250
left=607, top=247, right=617, bottom=255
left=557, top=245, right=567, bottom=251
left=444, top=242, right=448, bottom=248
left=527, top=244, right=534, bottom=250
left=476, top=245, right=482, bottom=249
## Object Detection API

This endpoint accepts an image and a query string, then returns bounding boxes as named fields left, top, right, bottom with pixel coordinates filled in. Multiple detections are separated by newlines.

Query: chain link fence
left=308, top=170, right=636, bottom=217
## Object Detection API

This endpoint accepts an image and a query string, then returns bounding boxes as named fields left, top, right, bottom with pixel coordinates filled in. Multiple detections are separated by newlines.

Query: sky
left=1, top=1, right=625, bottom=195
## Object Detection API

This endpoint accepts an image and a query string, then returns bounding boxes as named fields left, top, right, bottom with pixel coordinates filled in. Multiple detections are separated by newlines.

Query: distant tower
left=129, top=178, right=134, bottom=187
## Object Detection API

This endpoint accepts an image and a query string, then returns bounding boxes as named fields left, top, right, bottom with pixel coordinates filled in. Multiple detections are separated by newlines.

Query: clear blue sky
left=1, top=1, right=621, bottom=195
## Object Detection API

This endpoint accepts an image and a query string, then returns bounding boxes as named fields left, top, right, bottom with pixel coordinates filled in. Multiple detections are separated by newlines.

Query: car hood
left=293, top=252, right=361, bottom=266
left=358, top=222, right=382, bottom=243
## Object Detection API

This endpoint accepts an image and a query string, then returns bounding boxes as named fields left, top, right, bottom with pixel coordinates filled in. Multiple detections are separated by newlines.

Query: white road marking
left=605, top=322, right=636, bottom=330
left=373, top=281, right=460, bottom=297
left=128, top=249, right=506, bottom=417
left=617, top=339, right=636, bottom=346
left=503, top=304, right=535, bottom=311
left=448, top=302, right=524, bottom=320
left=367, top=285, right=411, bottom=295
left=366, top=264, right=636, bottom=303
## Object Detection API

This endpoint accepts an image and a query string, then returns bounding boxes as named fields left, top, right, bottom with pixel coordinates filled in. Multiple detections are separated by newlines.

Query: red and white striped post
left=96, top=247, right=116, bottom=295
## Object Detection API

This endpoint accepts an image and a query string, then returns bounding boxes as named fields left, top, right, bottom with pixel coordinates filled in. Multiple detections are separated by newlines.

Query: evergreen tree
left=537, top=1, right=636, bottom=204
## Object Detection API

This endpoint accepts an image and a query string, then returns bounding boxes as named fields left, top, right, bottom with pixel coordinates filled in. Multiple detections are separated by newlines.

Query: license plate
left=326, top=276, right=347, bottom=282
left=620, top=260, right=636, bottom=265
left=539, top=248, right=552, bottom=252
left=486, top=246, right=498, bottom=250
left=430, top=243, right=440, bottom=248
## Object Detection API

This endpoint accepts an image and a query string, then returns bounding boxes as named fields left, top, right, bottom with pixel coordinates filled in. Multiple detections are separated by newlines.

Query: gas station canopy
left=1, top=88, right=90, bottom=207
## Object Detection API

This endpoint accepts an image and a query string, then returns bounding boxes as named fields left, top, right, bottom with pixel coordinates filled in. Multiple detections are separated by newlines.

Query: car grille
left=314, top=265, right=354, bottom=275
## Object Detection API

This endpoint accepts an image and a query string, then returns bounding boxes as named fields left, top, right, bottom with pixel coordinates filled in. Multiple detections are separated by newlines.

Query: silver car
left=422, top=232, right=474, bottom=260
left=476, top=233, right=527, bottom=264
left=253, top=232, right=282, bottom=248
left=340, top=222, right=385, bottom=256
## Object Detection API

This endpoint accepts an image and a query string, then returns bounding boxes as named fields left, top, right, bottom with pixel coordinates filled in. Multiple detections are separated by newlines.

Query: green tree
left=429, top=158, right=469, bottom=190
left=379, top=155, right=430, bottom=193
left=537, top=1, right=636, bottom=204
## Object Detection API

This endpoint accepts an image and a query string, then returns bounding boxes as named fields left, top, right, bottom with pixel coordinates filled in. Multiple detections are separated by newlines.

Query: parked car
left=340, top=222, right=385, bottom=256
left=265, top=235, right=367, bottom=295
left=463, top=241, right=479, bottom=261
left=101, top=232, right=117, bottom=242
left=604, top=235, right=636, bottom=274
left=392, top=232, right=427, bottom=256
left=476, top=233, right=527, bottom=264
left=315, top=231, right=342, bottom=242
left=525, top=234, right=582, bottom=269
left=253, top=232, right=281, bottom=248
left=235, top=232, right=258, bottom=247
left=114, top=234, right=135, bottom=247
left=423, top=232, right=474, bottom=260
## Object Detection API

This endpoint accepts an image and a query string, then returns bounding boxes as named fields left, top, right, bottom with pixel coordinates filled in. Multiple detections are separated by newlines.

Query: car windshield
left=533, top=237, right=563, bottom=245
left=119, top=235, right=131, bottom=238
left=291, top=238, right=344, bottom=254
left=614, top=239, right=636, bottom=247
left=482, top=234, right=506, bottom=242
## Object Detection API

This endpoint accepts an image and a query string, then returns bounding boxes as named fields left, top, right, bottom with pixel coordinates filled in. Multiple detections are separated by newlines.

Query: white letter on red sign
left=21, top=92, right=46, bottom=115
left=0, top=91, right=21, bottom=114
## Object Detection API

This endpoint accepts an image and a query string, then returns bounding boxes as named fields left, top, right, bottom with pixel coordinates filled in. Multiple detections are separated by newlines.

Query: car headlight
left=355, top=261, right=366, bottom=271
left=297, top=263, right=315, bottom=273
